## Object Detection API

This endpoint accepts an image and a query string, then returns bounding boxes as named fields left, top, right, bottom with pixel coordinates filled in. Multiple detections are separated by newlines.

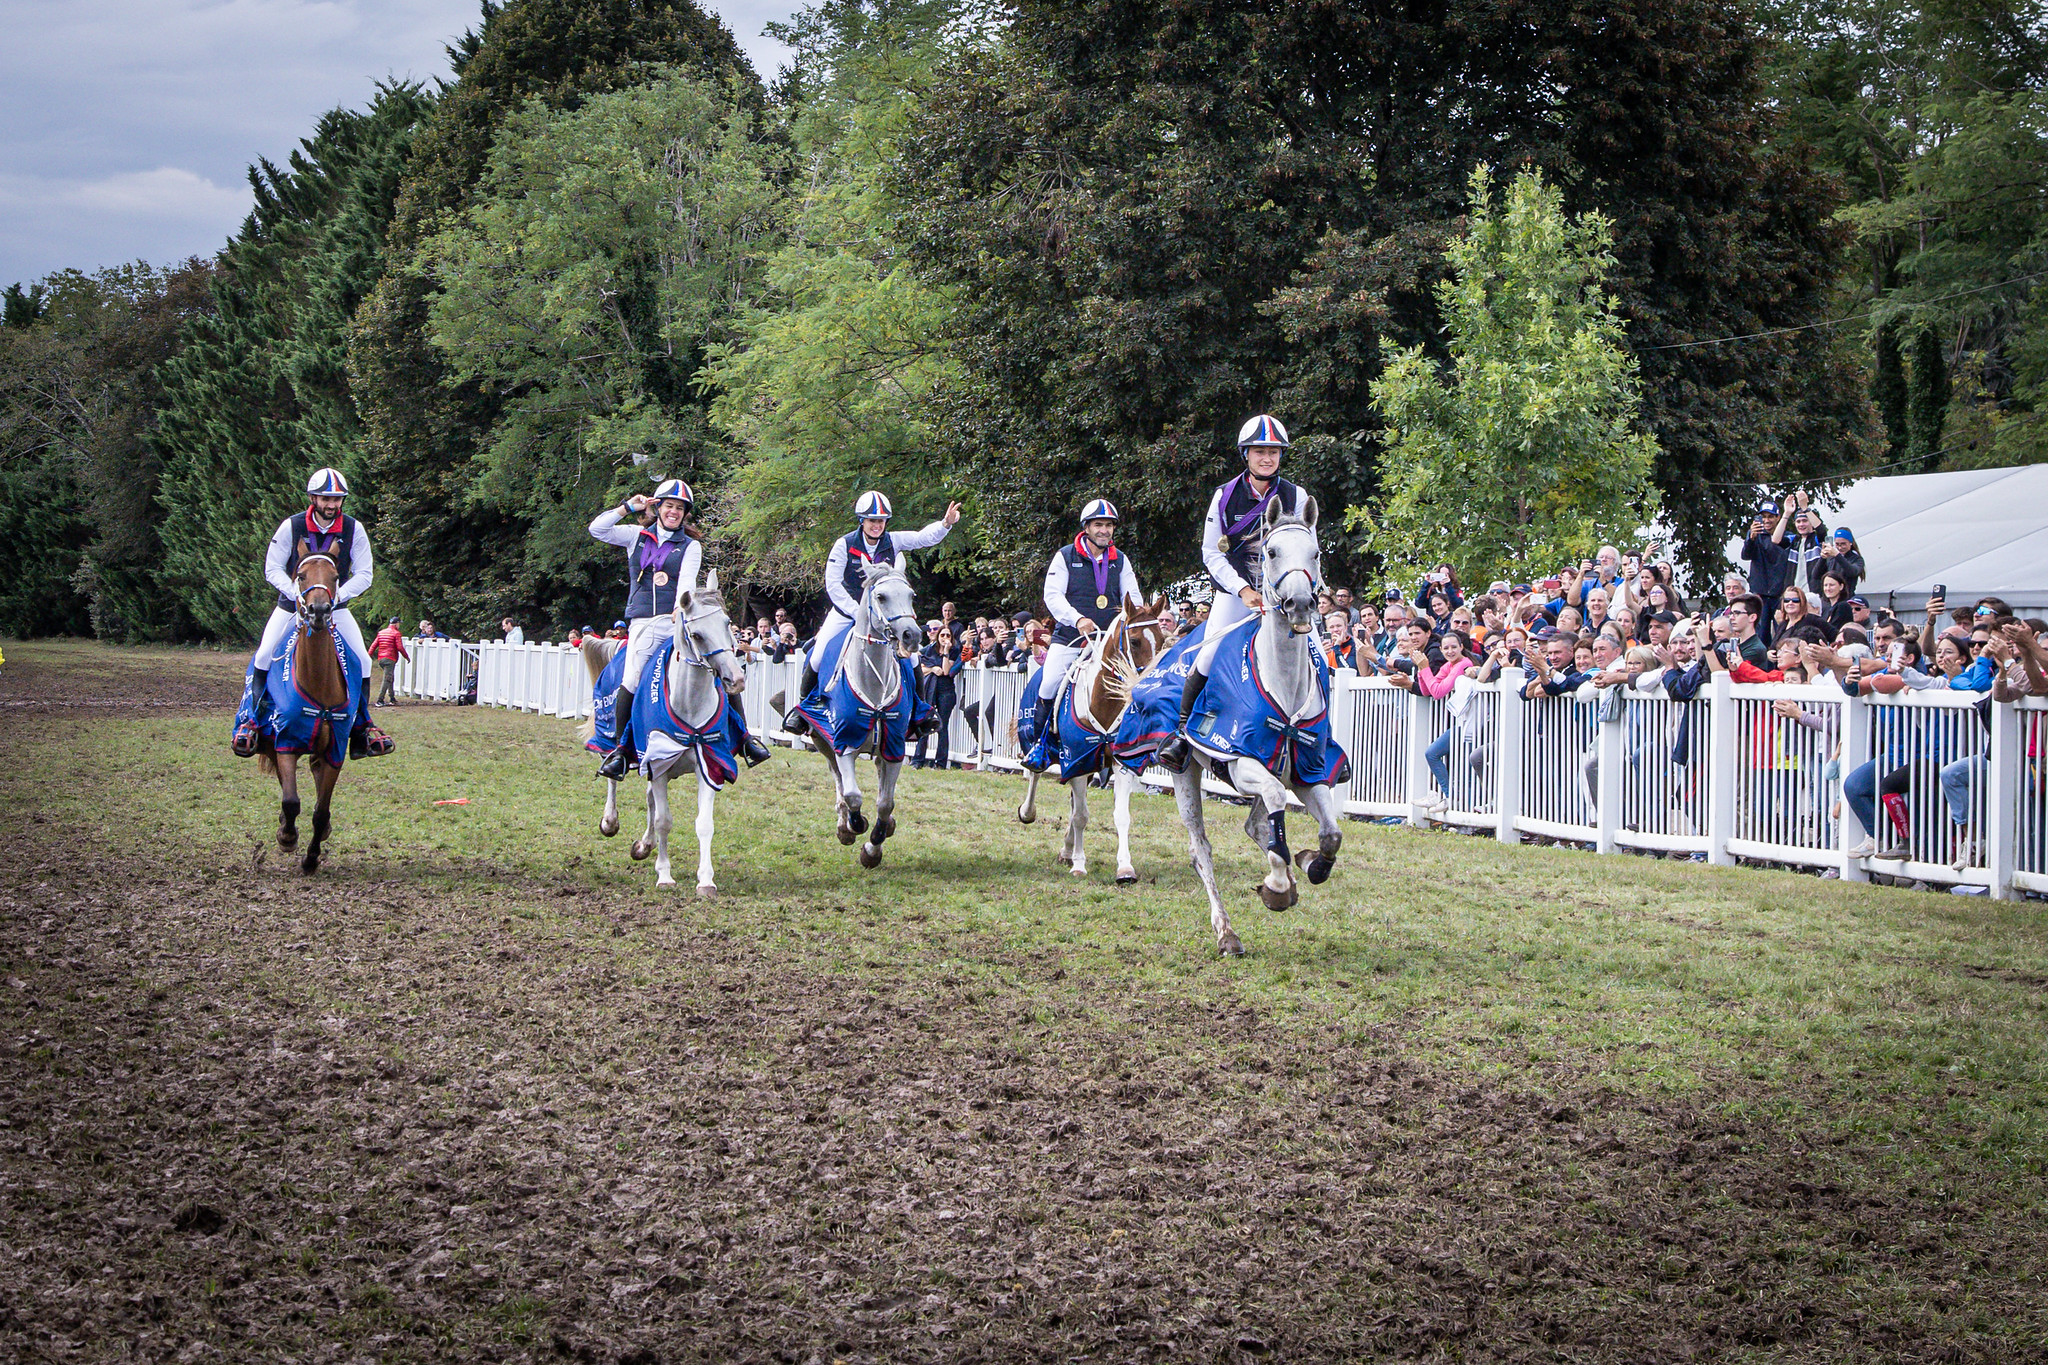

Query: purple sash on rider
left=1218, top=475, right=1281, bottom=538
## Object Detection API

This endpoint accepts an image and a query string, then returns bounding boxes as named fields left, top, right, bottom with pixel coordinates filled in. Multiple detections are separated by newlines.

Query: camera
left=1540, top=577, right=1561, bottom=593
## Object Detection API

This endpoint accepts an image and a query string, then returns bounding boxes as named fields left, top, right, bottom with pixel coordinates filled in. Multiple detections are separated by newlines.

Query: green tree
left=152, top=84, right=433, bottom=641
left=704, top=0, right=971, bottom=591
left=349, top=0, right=758, bottom=635
left=414, top=72, right=784, bottom=592
left=1360, top=168, right=1660, bottom=588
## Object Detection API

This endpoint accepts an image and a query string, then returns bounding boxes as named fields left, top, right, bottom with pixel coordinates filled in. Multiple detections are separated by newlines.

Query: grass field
left=3, top=638, right=2046, bottom=1362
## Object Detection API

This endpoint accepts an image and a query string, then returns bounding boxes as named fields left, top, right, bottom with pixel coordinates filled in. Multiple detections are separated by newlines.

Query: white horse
left=1016, top=595, right=1174, bottom=883
left=596, top=572, right=746, bottom=893
left=1175, top=497, right=1346, bottom=956
left=797, top=560, right=923, bottom=869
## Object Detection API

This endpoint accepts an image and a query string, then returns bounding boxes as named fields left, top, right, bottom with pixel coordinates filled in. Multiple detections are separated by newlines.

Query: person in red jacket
left=371, top=616, right=411, bottom=707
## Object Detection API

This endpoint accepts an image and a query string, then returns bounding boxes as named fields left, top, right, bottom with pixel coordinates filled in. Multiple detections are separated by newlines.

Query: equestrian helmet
left=1236, top=413, right=1291, bottom=451
left=854, top=490, right=893, bottom=520
left=1079, top=498, right=1119, bottom=525
left=652, top=477, right=694, bottom=507
left=306, top=467, right=350, bottom=497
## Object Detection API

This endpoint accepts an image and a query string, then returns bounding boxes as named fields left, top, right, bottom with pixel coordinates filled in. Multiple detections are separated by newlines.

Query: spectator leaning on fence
left=371, top=616, right=410, bottom=707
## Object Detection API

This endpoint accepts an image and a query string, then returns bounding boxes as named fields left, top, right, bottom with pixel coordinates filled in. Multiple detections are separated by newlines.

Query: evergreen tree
left=3, top=283, right=45, bottom=329
left=153, top=84, right=433, bottom=641
left=349, top=0, right=758, bottom=635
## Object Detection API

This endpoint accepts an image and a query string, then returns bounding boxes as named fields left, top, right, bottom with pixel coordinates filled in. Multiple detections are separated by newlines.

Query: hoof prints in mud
left=2, top=846, right=2042, bottom=1362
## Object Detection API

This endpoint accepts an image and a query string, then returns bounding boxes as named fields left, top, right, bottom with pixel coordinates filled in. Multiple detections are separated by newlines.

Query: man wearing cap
left=787, top=491, right=961, bottom=726
left=371, top=615, right=410, bottom=707
left=1740, top=498, right=1792, bottom=600
left=231, top=467, right=394, bottom=759
left=1021, top=498, right=1145, bottom=771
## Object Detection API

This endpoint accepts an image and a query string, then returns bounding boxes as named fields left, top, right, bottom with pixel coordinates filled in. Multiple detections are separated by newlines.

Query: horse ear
left=295, top=537, right=310, bottom=561
left=1123, top=591, right=1142, bottom=617
left=1300, top=495, right=1319, bottom=531
left=704, top=567, right=720, bottom=595
left=1263, top=497, right=1284, bottom=530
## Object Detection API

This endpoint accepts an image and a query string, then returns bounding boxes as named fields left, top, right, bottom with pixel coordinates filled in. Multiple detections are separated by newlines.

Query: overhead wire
left=1641, top=269, right=2048, bottom=351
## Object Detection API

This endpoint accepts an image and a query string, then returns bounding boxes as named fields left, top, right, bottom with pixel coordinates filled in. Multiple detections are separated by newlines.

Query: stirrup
left=1155, top=734, right=1192, bottom=775
left=743, top=734, right=772, bottom=767
left=597, top=744, right=633, bottom=779
left=231, top=719, right=262, bottom=758
left=350, top=725, right=395, bottom=759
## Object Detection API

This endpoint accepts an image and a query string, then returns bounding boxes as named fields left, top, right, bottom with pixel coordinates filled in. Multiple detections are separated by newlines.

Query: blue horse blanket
left=233, top=621, right=362, bottom=768
left=585, top=644, right=630, bottom=754
left=1110, top=622, right=1206, bottom=774
left=630, top=639, right=741, bottom=790
left=1017, top=663, right=1114, bottom=784
left=1185, top=618, right=1346, bottom=786
left=793, top=628, right=929, bottom=764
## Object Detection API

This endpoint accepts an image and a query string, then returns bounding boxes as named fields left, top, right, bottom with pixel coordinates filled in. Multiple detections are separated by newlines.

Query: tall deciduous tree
left=415, top=73, right=783, bottom=594
left=1362, top=168, right=1660, bottom=587
left=349, top=0, right=758, bottom=635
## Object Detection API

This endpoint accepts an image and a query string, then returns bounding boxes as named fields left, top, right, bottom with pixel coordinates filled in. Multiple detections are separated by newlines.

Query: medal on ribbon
left=653, top=571, right=669, bottom=587
left=1096, top=595, right=1109, bottom=608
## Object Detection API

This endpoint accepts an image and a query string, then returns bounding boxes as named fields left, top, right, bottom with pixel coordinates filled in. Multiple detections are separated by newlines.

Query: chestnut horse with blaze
left=257, top=544, right=351, bottom=873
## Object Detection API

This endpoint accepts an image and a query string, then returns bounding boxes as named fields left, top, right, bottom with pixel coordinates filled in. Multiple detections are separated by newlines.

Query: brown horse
left=1016, top=594, right=1173, bottom=881
left=258, top=541, right=348, bottom=873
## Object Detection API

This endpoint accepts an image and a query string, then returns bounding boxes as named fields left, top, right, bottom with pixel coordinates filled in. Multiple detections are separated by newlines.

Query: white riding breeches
left=1194, top=588, right=1326, bottom=677
left=620, top=615, right=674, bottom=694
left=1038, top=639, right=1089, bottom=699
left=254, top=605, right=370, bottom=675
left=808, top=608, right=855, bottom=672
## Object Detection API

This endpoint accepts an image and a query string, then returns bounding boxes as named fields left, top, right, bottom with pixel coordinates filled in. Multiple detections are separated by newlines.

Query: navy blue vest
left=1051, top=541, right=1128, bottom=646
left=624, top=528, right=697, bottom=619
left=277, top=511, right=358, bottom=611
left=1212, top=475, right=1302, bottom=590
left=839, top=529, right=898, bottom=607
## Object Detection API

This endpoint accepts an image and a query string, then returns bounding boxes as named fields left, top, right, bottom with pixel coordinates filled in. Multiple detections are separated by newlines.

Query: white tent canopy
left=1725, top=464, right=2048, bottom=617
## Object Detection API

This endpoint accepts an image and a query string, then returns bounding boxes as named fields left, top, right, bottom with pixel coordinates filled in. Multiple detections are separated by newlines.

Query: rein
left=1260, top=523, right=1322, bottom=636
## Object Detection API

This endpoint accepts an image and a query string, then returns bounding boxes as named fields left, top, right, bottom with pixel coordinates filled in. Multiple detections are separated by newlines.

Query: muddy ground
left=1, top=647, right=2041, bottom=1362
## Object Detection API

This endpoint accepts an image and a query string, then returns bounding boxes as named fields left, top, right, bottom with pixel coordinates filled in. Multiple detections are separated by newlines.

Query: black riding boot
left=782, top=660, right=818, bottom=734
left=1021, top=696, right=1056, bottom=772
left=598, top=687, right=635, bottom=779
left=735, top=695, right=772, bottom=767
left=232, top=668, right=271, bottom=756
left=1154, top=665, right=1208, bottom=775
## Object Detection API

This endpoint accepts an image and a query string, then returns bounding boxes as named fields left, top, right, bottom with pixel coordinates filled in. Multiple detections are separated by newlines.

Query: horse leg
left=1018, top=769, right=1041, bottom=825
left=275, top=755, right=301, bottom=851
left=1233, top=760, right=1296, bottom=910
left=694, top=770, right=718, bottom=897
left=858, top=758, right=899, bottom=869
left=630, top=768, right=656, bottom=862
left=1066, top=782, right=1089, bottom=877
left=648, top=767, right=676, bottom=888
left=834, top=751, right=867, bottom=844
left=1292, top=781, right=1344, bottom=886
left=302, top=758, right=338, bottom=875
left=1174, top=766, right=1239, bottom=957
left=1113, top=766, right=1139, bottom=885
left=599, top=778, right=621, bottom=838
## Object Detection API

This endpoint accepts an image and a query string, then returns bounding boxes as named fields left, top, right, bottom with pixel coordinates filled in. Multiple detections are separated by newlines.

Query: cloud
left=0, top=1, right=796, bottom=284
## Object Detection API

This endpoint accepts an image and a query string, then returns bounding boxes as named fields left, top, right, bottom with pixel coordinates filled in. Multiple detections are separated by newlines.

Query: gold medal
left=1096, top=594, right=1109, bottom=608
left=653, top=571, right=669, bottom=587
left=1217, top=535, right=1231, bottom=552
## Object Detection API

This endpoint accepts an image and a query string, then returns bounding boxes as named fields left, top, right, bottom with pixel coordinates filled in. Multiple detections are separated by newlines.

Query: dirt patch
left=0, top=644, right=243, bottom=713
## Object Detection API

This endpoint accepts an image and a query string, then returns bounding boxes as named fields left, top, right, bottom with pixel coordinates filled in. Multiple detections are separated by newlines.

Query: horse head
left=294, top=539, right=340, bottom=628
left=860, top=560, right=922, bottom=655
left=1260, top=496, right=1322, bottom=635
left=676, top=569, right=745, bottom=693
left=1119, top=593, right=1174, bottom=674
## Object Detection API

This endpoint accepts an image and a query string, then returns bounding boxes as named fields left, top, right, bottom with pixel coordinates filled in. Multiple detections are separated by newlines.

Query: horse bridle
left=1260, top=523, right=1323, bottom=634
left=856, top=570, right=919, bottom=647
left=672, top=602, right=735, bottom=674
left=295, top=553, right=339, bottom=623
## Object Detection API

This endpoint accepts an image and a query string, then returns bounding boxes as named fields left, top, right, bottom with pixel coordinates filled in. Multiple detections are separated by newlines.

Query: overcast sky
left=0, top=0, right=795, bottom=288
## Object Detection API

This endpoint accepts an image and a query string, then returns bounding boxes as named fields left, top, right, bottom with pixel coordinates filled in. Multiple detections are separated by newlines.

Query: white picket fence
left=391, top=638, right=2048, bottom=901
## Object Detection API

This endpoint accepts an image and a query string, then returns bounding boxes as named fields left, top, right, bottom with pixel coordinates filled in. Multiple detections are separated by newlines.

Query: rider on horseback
left=589, top=478, right=772, bottom=780
left=231, top=467, right=394, bottom=760
left=785, top=490, right=960, bottom=731
left=1022, top=498, right=1145, bottom=772
left=1156, top=414, right=1315, bottom=774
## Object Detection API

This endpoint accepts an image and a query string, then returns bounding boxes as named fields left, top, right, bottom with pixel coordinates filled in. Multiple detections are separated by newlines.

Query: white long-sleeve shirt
left=266, top=514, right=372, bottom=605
left=589, top=505, right=702, bottom=604
left=823, top=519, right=953, bottom=618
left=1043, top=546, right=1144, bottom=630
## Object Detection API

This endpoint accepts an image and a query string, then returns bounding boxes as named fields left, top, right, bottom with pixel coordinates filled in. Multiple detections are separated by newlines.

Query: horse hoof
left=656, top=875, right=676, bottom=888
left=697, top=885, right=717, bottom=899
left=836, top=825, right=858, bottom=846
left=1116, top=870, right=1138, bottom=885
left=1257, top=882, right=1294, bottom=912
left=301, top=852, right=320, bottom=875
left=1218, top=932, right=1244, bottom=957
left=858, top=844, right=882, bottom=869
left=630, top=841, right=652, bottom=861
left=277, top=831, right=298, bottom=851
left=599, top=816, right=619, bottom=838
left=1069, top=865, right=1088, bottom=878
left=1304, top=855, right=1334, bottom=885
left=847, top=809, right=869, bottom=836
left=1017, top=806, right=1036, bottom=825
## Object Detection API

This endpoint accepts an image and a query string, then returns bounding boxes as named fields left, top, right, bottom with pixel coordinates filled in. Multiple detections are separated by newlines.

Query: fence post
left=1595, top=688, right=1623, bottom=855
left=1836, top=688, right=1870, bottom=883
left=1494, top=671, right=1525, bottom=844
left=1403, top=689, right=1430, bottom=827
left=1988, top=698, right=2020, bottom=901
left=1706, top=670, right=1737, bottom=866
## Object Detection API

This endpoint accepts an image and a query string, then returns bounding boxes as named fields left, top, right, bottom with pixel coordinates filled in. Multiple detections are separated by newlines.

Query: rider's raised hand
left=943, top=501, right=963, bottom=526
